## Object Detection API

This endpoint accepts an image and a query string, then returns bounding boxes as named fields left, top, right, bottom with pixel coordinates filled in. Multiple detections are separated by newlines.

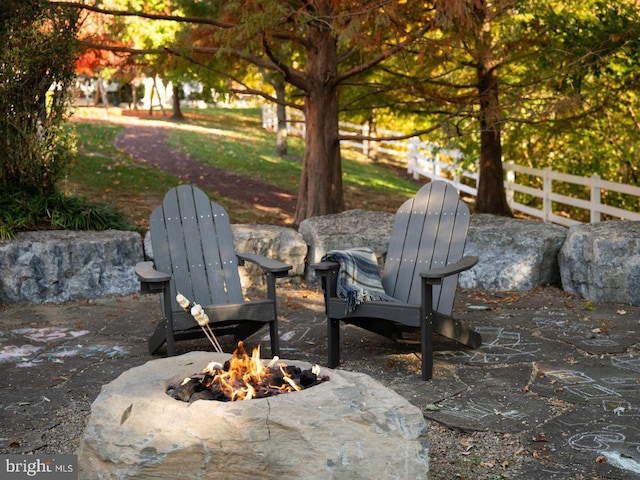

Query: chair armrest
left=237, top=253, right=292, bottom=277
left=135, top=261, right=171, bottom=283
left=310, top=260, right=340, bottom=273
left=135, top=261, right=171, bottom=295
left=419, top=256, right=478, bottom=281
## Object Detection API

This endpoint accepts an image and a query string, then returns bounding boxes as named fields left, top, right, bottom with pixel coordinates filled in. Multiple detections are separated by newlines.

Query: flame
left=202, top=341, right=303, bottom=401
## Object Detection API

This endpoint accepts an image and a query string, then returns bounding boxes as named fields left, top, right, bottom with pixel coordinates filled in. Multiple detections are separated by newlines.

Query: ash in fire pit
left=166, top=341, right=329, bottom=402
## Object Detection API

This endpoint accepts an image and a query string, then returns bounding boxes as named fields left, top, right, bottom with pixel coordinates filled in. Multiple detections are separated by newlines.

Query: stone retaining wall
left=0, top=230, right=143, bottom=304
left=2, top=215, right=638, bottom=305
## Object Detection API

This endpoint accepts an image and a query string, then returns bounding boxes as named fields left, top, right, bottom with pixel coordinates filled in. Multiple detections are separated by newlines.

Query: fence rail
left=262, top=105, right=640, bottom=225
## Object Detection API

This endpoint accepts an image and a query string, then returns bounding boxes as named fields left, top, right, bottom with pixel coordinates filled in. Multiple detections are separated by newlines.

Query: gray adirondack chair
left=313, top=181, right=481, bottom=380
left=135, top=185, right=292, bottom=356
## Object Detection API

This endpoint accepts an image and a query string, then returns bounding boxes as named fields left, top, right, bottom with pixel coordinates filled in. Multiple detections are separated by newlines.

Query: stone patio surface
left=0, top=283, right=639, bottom=479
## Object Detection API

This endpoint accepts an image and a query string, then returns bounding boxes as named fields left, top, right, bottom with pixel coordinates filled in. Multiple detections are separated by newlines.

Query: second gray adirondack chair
left=313, top=181, right=481, bottom=380
left=135, top=185, right=292, bottom=356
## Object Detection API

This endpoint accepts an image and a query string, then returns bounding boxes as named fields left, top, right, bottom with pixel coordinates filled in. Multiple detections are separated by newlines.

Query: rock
left=460, top=214, right=568, bottom=291
left=0, top=230, right=143, bottom=303
left=232, top=225, right=307, bottom=284
left=299, top=209, right=395, bottom=281
left=559, top=220, right=640, bottom=304
left=79, top=351, right=430, bottom=480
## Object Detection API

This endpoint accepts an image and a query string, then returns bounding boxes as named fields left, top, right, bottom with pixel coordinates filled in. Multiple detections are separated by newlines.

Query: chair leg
left=327, top=317, right=340, bottom=368
left=161, top=292, right=176, bottom=356
left=421, top=312, right=434, bottom=381
left=421, top=279, right=435, bottom=381
left=269, top=319, right=280, bottom=357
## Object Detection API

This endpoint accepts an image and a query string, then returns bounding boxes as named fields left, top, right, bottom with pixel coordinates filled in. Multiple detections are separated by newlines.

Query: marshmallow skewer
left=176, top=293, right=223, bottom=353
left=191, top=304, right=223, bottom=353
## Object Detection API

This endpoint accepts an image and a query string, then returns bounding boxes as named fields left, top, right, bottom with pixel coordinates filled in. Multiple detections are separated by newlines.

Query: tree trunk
left=171, top=82, right=184, bottom=120
left=473, top=8, right=512, bottom=216
left=294, top=29, right=343, bottom=224
left=274, top=80, right=288, bottom=156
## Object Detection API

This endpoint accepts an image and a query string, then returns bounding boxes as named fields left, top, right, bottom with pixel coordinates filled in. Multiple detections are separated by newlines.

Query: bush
left=0, top=0, right=80, bottom=196
left=0, top=191, right=135, bottom=240
left=0, top=1, right=135, bottom=238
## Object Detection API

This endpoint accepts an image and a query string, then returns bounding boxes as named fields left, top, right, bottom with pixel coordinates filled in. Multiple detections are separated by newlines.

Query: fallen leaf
left=584, top=301, right=596, bottom=311
left=533, top=434, right=549, bottom=442
left=617, top=309, right=627, bottom=315
left=595, top=455, right=608, bottom=463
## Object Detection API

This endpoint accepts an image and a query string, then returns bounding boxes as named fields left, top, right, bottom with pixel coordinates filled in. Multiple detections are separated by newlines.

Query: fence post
left=543, top=168, right=552, bottom=223
left=362, top=123, right=369, bottom=156
left=591, top=174, right=602, bottom=223
left=505, top=161, right=515, bottom=206
left=261, top=104, right=272, bottom=130
left=407, top=138, right=418, bottom=178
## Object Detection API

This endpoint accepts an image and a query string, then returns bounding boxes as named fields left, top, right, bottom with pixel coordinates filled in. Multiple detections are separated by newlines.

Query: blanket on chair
left=322, top=247, right=398, bottom=313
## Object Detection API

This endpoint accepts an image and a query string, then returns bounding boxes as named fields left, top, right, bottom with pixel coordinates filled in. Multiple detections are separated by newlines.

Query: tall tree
left=59, top=0, right=433, bottom=223
left=183, top=1, right=435, bottom=223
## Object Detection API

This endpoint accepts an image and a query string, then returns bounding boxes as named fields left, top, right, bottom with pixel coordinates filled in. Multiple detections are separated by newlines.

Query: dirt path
left=112, top=123, right=297, bottom=220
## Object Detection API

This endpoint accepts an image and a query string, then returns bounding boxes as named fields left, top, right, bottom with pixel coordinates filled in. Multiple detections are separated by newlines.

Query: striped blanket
left=322, top=247, right=398, bottom=313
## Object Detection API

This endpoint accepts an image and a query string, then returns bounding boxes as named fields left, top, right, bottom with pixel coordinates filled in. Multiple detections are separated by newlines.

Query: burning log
left=166, top=341, right=329, bottom=403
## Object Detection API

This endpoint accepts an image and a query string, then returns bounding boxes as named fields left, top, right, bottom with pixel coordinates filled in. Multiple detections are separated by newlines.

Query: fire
left=168, top=341, right=328, bottom=402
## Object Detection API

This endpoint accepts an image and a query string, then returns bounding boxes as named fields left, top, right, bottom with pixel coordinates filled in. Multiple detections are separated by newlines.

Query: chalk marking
left=612, top=355, right=640, bottom=373
left=564, top=383, right=620, bottom=399
left=601, top=451, right=640, bottom=474
left=568, top=431, right=626, bottom=451
left=545, top=370, right=593, bottom=384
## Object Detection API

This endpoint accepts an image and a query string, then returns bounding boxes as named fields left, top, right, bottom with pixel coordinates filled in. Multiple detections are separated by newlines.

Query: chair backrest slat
left=150, top=185, right=244, bottom=309
left=382, top=181, right=470, bottom=315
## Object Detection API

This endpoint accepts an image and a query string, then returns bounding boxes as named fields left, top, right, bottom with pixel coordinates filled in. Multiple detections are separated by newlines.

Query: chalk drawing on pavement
left=545, top=370, right=593, bottom=384
left=568, top=430, right=626, bottom=451
left=436, top=326, right=543, bottom=364
left=564, top=383, right=621, bottom=400
left=435, top=399, right=528, bottom=423
left=566, top=425, right=640, bottom=476
left=612, top=355, right=640, bottom=373
left=0, top=327, right=128, bottom=366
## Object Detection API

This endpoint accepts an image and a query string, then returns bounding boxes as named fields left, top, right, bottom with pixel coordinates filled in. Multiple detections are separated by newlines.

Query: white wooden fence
left=262, top=105, right=640, bottom=225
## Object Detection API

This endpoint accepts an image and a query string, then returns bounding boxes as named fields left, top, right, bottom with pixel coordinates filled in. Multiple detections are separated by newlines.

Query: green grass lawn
left=66, top=107, right=420, bottom=229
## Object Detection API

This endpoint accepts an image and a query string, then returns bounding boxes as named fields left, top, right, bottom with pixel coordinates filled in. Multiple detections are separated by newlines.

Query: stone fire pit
left=79, top=351, right=430, bottom=479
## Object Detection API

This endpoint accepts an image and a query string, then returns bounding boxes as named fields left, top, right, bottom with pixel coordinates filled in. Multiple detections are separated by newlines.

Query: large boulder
left=232, top=225, right=307, bottom=284
left=79, top=351, right=430, bottom=480
left=300, top=210, right=568, bottom=292
left=559, top=220, right=640, bottom=304
left=298, top=209, right=395, bottom=281
left=0, top=230, right=143, bottom=304
left=459, top=214, right=568, bottom=291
